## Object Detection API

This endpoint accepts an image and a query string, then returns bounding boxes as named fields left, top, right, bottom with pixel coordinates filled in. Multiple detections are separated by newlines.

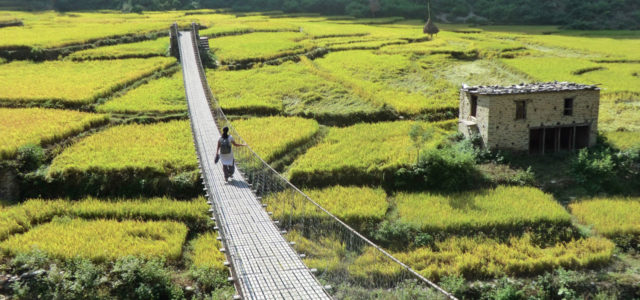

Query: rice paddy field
left=0, top=57, right=176, bottom=106
left=0, top=8, right=639, bottom=300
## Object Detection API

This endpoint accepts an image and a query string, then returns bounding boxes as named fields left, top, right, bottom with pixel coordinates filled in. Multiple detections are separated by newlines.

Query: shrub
left=110, top=256, right=184, bottom=300
left=439, top=275, right=467, bottom=299
left=7, top=251, right=185, bottom=300
left=16, top=144, right=45, bottom=172
left=489, top=277, right=525, bottom=300
left=395, top=140, right=483, bottom=191
left=572, top=148, right=617, bottom=192
left=372, top=221, right=414, bottom=251
left=11, top=256, right=109, bottom=300
left=531, top=268, right=591, bottom=300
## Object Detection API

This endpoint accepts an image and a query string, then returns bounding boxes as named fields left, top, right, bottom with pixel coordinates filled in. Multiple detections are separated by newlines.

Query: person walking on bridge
left=216, top=126, right=246, bottom=182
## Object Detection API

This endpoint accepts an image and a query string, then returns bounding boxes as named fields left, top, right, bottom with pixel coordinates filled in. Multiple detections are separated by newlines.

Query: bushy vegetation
left=288, top=121, right=449, bottom=187
left=232, top=116, right=319, bottom=162
left=97, top=72, right=186, bottom=113
left=394, top=186, right=573, bottom=240
left=68, top=37, right=169, bottom=60
left=570, top=198, right=640, bottom=249
left=0, top=108, right=108, bottom=159
left=0, top=218, right=188, bottom=262
left=7, top=252, right=187, bottom=300
left=0, top=57, right=176, bottom=105
left=571, top=147, right=640, bottom=193
left=395, top=138, right=483, bottom=191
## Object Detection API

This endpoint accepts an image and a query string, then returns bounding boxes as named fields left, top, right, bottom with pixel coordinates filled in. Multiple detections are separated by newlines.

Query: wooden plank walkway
left=177, top=31, right=331, bottom=300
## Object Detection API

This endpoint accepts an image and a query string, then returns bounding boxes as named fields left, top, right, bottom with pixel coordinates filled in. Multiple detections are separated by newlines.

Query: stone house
left=458, top=82, right=600, bottom=154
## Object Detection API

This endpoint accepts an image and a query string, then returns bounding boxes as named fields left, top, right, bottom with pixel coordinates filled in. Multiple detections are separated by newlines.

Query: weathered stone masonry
left=459, top=82, right=600, bottom=153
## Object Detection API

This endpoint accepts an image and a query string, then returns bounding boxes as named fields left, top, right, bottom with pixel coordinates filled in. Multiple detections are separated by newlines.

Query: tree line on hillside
left=15, top=0, right=640, bottom=30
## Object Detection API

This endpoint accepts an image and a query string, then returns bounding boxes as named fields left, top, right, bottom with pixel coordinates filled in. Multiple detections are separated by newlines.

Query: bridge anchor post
left=169, top=23, right=180, bottom=59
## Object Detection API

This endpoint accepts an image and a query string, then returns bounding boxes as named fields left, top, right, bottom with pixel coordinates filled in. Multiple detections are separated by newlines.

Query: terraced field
left=0, top=9, right=638, bottom=300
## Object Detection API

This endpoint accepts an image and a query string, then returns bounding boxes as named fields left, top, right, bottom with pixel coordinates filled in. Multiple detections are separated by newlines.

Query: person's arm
left=216, top=140, right=221, bottom=155
left=232, top=141, right=247, bottom=147
left=230, top=136, right=246, bottom=147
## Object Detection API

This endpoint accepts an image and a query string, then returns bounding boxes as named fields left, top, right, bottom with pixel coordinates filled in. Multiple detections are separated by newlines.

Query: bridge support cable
left=178, top=25, right=331, bottom=299
left=178, top=23, right=458, bottom=300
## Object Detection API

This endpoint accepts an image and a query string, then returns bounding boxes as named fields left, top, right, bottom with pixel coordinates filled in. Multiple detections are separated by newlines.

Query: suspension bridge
left=174, top=23, right=456, bottom=300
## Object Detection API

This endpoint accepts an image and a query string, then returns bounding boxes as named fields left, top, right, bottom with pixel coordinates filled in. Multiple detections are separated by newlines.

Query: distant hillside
left=0, top=0, right=29, bottom=10
left=1, top=0, right=639, bottom=30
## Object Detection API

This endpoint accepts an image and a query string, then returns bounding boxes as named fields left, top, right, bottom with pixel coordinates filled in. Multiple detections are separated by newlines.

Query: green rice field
left=0, top=8, right=638, bottom=300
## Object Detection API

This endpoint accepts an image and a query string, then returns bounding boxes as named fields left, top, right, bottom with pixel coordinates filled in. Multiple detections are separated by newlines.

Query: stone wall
left=459, top=89, right=600, bottom=151
left=0, top=166, right=19, bottom=202
left=458, top=91, right=490, bottom=146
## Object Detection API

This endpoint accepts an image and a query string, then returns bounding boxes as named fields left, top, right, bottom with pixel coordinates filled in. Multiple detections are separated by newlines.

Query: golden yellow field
left=48, top=120, right=197, bottom=176
left=0, top=57, right=176, bottom=105
left=0, top=108, right=108, bottom=159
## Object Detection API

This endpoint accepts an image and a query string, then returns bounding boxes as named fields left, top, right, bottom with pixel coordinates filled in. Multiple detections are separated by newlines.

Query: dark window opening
left=470, top=95, right=477, bottom=117
left=515, top=101, right=526, bottom=120
left=564, top=98, right=573, bottom=116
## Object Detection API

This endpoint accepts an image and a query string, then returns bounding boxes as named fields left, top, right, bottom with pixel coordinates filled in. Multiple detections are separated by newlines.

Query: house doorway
left=529, top=125, right=590, bottom=154
left=575, top=126, right=590, bottom=149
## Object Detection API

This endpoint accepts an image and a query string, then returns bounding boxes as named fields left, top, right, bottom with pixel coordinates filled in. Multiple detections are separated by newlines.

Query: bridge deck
left=177, top=31, right=330, bottom=300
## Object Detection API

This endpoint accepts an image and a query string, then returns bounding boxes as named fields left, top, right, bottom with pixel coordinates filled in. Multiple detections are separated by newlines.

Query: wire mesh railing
left=187, top=23, right=457, bottom=299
